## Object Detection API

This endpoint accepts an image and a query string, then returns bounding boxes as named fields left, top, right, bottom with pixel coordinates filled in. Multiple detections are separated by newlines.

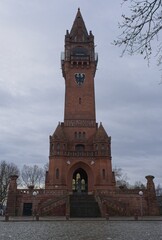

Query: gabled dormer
left=94, top=123, right=110, bottom=143
left=93, top=123, right=111, bottom=157
left=49, top=123, right=67, bottom=156
left=51, top=123, right=66, bottom=141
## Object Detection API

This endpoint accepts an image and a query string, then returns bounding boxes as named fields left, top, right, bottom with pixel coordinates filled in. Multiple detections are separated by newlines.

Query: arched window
left=75, top=144, right=85, bottom=151
left=51, top=144, right=54, bottom=153
left=102, top=169, right=105, bottom=180
left=101, top=144, right=105, bottom=150
left=72, top=168, right=88, bottom=193
left=56, top=143, right=60, bottom=155
left=75, top=132, right=77, bottom=138
left=56, top=168, right=59, bottom=179
left=76, top=173, right=81, bottom=181
left=81, top=179, right=85, bottom=190
left=79, top=132, right=81, bottom=139
left=57, top=143, right=60, bottom=150
left=83, top=132, right=86, bottom=138
left=72, top=179, right=76, bottom=190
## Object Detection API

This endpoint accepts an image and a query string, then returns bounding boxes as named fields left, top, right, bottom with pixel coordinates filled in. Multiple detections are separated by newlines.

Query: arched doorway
left=72, top=168, right=88, bottom=193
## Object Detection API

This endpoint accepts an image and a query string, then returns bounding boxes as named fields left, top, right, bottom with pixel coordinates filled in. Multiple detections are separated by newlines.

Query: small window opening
left=102, top=169, right=105, bottom=180
left=56, top=168, right=59, bottom=179
left=101, top=144, right=105, bottom=150
left=57, top=143, right=60, bottom=150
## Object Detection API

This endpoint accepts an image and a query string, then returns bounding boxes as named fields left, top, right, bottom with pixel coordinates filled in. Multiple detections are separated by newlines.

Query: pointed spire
left=70, top=8, right=88, bottom=41
left=94, top=123, right=110, bottom=142
left=52, top=123, right=66, bottom=140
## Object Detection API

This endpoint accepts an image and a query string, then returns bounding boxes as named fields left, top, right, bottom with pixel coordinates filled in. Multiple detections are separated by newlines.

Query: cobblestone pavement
left=0, top=220, right=162, bottom=240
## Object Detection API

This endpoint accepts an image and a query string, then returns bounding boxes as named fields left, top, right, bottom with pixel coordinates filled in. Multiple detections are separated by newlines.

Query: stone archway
left=67, top=162, right=94, bottom=193
left=72, top=168, right=88, bottom=193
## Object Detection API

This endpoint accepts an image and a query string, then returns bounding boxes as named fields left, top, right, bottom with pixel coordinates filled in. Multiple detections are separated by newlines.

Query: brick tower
left=7, top=9, right=159, bottom=217
left=46, top=9, right=115, bottom=194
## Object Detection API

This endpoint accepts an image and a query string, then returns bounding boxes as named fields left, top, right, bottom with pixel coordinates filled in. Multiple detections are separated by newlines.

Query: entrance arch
left=72, top=168, right=88, bottom=193
left=67, top=162, right=94, bottom=193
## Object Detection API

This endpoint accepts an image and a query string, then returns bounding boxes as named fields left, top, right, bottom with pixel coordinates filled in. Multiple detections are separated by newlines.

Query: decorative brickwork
left=7, top=9, right=159, bottom=217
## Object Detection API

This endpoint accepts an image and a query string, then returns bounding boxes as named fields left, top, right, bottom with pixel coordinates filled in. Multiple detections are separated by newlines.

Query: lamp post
left=139, top=191, right=143, bottom=218
left=32, top=191, right=37, bottom=220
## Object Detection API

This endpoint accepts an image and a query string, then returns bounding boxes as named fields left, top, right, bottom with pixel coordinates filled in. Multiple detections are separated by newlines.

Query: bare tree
left=44, top=162, right=49, bottom=173
left=21, top=164, right=44, bottom=188
left=114, top=0, right=162, bottom=71
left=156, top=184, right=162, bottom=195
left=113, top=166, right=129, bottom=188
left=132, top=180, right=146, bottom=189
left=0, top=160, right=19, bottom=205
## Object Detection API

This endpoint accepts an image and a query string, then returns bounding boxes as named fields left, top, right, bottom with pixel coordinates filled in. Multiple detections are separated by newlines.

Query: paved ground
left=0, top=217, right=162, bottom=240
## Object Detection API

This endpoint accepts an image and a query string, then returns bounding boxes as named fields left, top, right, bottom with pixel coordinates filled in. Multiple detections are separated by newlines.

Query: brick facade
left=7, top=9, right=159, bottom=217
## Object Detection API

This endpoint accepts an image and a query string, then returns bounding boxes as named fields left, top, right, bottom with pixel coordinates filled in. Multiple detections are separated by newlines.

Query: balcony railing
left=70, top=55, right=89, bottom=62
left=61, top=52, right=98, bottom=64
left=51, top=150, right=110, bottom=157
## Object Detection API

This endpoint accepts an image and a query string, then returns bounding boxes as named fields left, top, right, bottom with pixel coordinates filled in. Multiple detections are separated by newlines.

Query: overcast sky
left=0, top=0, right=161, bottom=186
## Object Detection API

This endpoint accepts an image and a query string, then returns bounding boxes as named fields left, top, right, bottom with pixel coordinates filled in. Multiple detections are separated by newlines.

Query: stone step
left=70, top=194, right=101, bottom=217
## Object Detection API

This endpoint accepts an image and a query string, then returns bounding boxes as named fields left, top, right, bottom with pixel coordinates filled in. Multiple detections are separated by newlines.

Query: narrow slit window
left=79, top=132, right=81, bottom=139
left=102, top=169, right=105, bottom=179
left=56, top=168, right=59, bottom=179
left=101, top=144, right=105, bottom=150
left=57, top=143, right=60, bottom=150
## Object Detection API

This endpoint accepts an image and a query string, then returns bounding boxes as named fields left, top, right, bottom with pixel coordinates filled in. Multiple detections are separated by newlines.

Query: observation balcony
left=51, top=150, right=110, bottom=157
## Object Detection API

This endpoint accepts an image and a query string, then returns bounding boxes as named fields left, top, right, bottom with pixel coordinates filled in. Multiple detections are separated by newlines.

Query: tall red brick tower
left=46, top=8, right=115, bottom=194
left=6, top=9, right=159, bottom=218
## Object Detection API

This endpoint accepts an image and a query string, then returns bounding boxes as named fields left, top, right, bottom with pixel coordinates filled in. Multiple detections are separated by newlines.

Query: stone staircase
left=70, top=194, right=101, bottom=217
left=39, top=195, right=68, bottom=216
left=99, top=196, right=128, bottom=216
